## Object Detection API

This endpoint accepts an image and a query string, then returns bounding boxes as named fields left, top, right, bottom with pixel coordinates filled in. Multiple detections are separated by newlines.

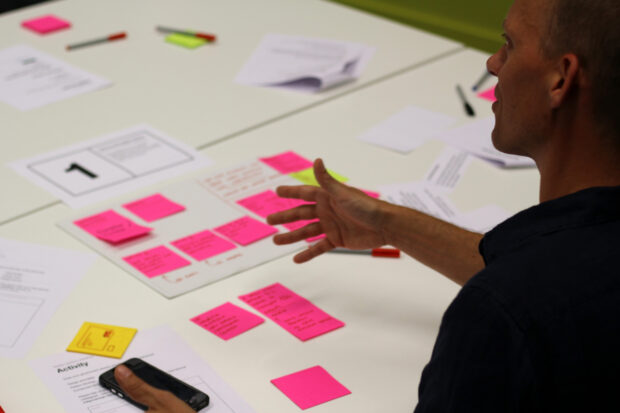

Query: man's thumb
left=314, top=158, right=340, bottom=192
left=115, top=364, right=159, bottom=408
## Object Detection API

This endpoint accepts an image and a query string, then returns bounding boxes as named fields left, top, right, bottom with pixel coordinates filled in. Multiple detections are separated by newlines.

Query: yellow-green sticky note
left=165, top=33, right=207, bottom=49
left=290, top=167, right=348, bottom=186
left=66, top=322, right=137, bottom=358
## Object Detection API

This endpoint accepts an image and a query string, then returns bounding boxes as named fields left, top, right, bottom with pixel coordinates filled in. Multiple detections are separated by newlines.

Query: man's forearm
left=379, top=202, right=484, bottom=286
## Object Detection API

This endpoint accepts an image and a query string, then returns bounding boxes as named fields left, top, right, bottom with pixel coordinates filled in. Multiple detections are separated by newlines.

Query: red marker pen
left=66, top=32, right=127, bottom=51
left=329, top=247, right=401, bottom=258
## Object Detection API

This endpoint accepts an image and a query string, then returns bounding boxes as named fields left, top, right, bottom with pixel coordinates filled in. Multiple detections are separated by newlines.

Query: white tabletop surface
left=0, top=0, right=462, bottom=224
left=0, top=48, right=541, bottom=413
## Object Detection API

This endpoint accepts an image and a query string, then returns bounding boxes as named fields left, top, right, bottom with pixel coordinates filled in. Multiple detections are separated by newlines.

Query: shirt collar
left=480, top=185, right=620, bottom=264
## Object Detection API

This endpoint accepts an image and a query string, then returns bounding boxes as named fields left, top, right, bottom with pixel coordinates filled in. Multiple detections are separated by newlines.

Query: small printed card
left=214, top=216, right=278, bottom=246
left=239, top=283, right=344, bottom=341
left=171, top=229, right=236, bottom=261
left=191, top=302, right=264, bottom=340
left=259, top=151, right=313, bottom=174
left=271, top=365, right=351, bottom=409
left=66, top=322, right=137, bottom=358
left=123, top=245, right=191, bottom=278
left=22, top=15, right=71, bottom=34
left=74, top=210, right=152, bottom=244
left=123, top=193, right=185, bottom=222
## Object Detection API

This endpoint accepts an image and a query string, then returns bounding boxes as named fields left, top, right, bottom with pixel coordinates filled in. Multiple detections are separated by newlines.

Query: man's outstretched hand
left=267, top=158, right=388, bottom=263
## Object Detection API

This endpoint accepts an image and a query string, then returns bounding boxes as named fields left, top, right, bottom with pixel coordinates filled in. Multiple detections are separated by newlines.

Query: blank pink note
left=171, top=229, right=236, bottom=261
left=239, top=283, right=344, bottom=341
left=477, top=85, right=497, bottom=102
left=123, top=194, right=185, bottom=222
left=74, top=210, right=152, bottom=244
left=259, top=151, right=314, bottom=174
left=21, top=15, right=71, bottom=34
left=123, top=246, right=190, bottom=278
left=271, top=366, right=351, bottom=410
left=214, top=216, right=278, bottom=246
left=237, top=190, right=309, bottom=218
left=191, top=302, right=264, bottom=340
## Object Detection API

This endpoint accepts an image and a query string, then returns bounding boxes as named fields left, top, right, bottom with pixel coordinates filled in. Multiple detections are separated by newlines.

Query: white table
left=0, top=48, right=541, bottom=413
left=0, top=0, right=462, bottom=224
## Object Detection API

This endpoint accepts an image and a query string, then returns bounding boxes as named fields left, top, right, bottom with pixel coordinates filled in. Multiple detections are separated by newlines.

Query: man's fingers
left=273, top=221, right=323, bottom=245
left=275, top=185, right=320, bottom=202
left=115, top=365, right=162, bottom=409
left=293, top=238, right=335, bottom=263
left=267, top=204, right=316, bottom=225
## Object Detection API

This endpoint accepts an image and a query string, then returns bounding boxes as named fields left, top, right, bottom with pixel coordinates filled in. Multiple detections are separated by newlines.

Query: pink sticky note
left=21, top=15, right=71, bottom=34
left=191, top=302, right=264, bottom=340
left=74, top=210, right=152, bottom=244
left=123, top=245, right=190, bottom=278
left=477, top=85, right=497, bottom=102
left=237, top=190, right=309, bottom=218
left=172, top=229, right=236, bottom=261
left=361, top=189, right=380, bottom=199
left=259, top=151, right=314, bottom=174
left=283, top=219, right=325, bottom=243
left=239, top=283, right=344, bottom=341
left=123, top=194, right=186, bottom=222
left=214, top=216, right=278, bottom=246
left=271, top=366, right=351, bottom=410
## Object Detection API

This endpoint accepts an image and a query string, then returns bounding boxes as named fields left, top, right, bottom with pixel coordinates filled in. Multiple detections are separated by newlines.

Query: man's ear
left=549, top=53, right=580, bottom=109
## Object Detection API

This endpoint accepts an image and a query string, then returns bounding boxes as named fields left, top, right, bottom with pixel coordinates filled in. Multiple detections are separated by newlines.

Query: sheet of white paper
left=10, top=124, right=213, bottom=209
left=0, top=45, right=111, bottom=111
left=357, top=106, right=456, bottom=153
left=235, top=34, right=374, bottom=93
left=424, top=146, right=472, bottom=192
left=30, top=326, right=256, bottom=413
left=458, top=204, right=511, bottom=233
left=57, top=159, right=302, bottom=298
left=0, top=237, right=95, bottom=358
left=434, top=116, right=535, bottom=168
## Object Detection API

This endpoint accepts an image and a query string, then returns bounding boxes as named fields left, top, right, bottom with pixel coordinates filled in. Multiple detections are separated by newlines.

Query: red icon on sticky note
left=22, top=15, right=71, bottom=35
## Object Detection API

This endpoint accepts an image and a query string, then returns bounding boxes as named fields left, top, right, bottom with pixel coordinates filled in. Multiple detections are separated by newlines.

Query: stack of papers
left=236, top=34, right=374, bottom=93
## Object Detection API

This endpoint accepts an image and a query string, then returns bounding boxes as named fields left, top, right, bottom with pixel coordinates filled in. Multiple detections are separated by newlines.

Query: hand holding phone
left=99, top=358, right=209, bottom=412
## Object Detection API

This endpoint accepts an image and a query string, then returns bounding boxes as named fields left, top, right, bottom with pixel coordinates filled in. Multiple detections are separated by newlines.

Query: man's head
left=487, top=0, right=620, bottom=159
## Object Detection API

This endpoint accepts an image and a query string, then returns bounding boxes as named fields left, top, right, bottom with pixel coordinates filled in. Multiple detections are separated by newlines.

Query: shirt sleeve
left=414, top=285, right=535, bottom=413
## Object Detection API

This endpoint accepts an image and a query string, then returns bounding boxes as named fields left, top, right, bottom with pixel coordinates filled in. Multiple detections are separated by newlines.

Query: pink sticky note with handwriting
left=283, top=219, right=325, bottom=243
left=172, top=229, right=236, bottom=261
left=271, top=366, right=351, bottom=409
left=74, top=210, right=152, bottom=244
left=239, top=283, right=344, bottom=341
left=237, top=190, right=309, bottom=218
left=477, top=85, right=497, bottom=102
left=259, top=151, right=314, bottom=174
left=123, top=194, right=185, bottom=222
left=214, top=216, right=278, bottom=246
left=123, top=246, right=190, bottom=278
left=191, top=302, right=264, bottom=340
left=21, top=15, right=71, bottom=34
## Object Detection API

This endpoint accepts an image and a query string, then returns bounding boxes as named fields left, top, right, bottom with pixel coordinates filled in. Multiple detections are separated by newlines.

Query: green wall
left=329, top=0, right=512, bottom=53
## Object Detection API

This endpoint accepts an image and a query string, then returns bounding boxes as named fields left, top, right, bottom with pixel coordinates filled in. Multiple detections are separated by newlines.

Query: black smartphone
left=99, top=357, right=209, bottom=411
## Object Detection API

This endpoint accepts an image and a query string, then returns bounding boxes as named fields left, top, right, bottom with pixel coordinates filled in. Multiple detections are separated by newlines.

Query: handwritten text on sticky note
left=214, top=216, right=278, bottom=246
left=123, top=193, right=185, bottom=222
left=74, top=210, right=152, bottom=244
left=271, top=365, right=351, bottom=409
left=239, top=283, right=344, bottom=341
left=172, top=229, right=236, bottom=261
left=123, top=245, right=190, bottom=278
left=191, top=302, right=264, bottom=340
left=237, top=190, right=309, bottom=218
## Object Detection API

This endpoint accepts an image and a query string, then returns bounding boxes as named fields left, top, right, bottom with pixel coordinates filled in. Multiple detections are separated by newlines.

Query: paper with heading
left=0, top=45, right=111, bottom=110
left=235, top=34, right=374, bottom=93
left=10, top=124, right=212, bottom=208
left=30, top=326, right=256, bottom=413
left=0, top=237, right=95, bottom=358
left=434, top=116, right=535, bottom=168
left=357, top=106, right=457, bottom=153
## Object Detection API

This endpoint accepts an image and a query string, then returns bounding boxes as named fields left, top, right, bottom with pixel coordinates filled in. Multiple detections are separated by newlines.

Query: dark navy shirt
left=414, top=186, right=620, bottom=412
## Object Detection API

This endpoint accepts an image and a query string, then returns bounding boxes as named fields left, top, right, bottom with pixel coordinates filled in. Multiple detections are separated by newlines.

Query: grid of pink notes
left=171, top=229, right=236, bottom=261
left=236, top=189, right=310, bottom=218
left=123, top=194, right=185, bottom=222
left=214, top=216, right=278, bottom=246
left=21, top=15, right=71, bottom=34
left=191, top=302, right=264, bottom=340
left=271, top=365, right=351, bottom=410
left=239, top=283, right=344, bottom=341
left=123, top=245, right=190, bottom=278
left=259, top=151, right=314, bottom=174
left=74, top=210, right=152, bottom=244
